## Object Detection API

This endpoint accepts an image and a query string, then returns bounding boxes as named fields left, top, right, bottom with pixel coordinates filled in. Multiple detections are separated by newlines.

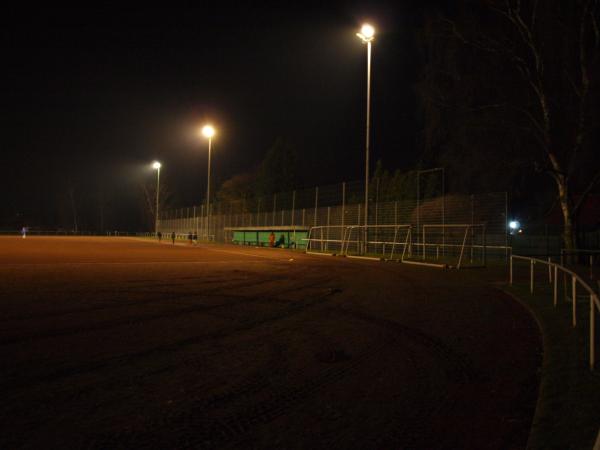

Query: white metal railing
left=560, top=248, right=600, bottom=281
left=510, top=254, right=600, bottom=370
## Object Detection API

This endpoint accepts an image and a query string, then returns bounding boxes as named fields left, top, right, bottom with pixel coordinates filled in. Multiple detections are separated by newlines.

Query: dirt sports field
left=0, top=236, right=541, bottom=449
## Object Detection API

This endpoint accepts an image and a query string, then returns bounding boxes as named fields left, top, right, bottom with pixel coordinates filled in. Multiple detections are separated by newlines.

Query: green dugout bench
left=224, top=226, right=309, bottom=249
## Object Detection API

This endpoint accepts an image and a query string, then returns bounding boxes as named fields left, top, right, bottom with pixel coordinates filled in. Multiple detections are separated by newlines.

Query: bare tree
left=140, top=181, right=173, bottom=231
left=420, top=0, right=600, bottom=249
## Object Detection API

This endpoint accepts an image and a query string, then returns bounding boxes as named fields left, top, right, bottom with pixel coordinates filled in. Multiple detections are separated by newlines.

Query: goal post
left=420, top=224, right=486, bottom=269
left=341, top=225, right=412, bottom=260
left=305, top=225, right=412, bottom=260
left=305, top=225, right=348, bottom=254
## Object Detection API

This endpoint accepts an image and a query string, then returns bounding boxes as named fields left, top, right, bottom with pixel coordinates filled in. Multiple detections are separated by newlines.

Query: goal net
left=416, top=224, right=486, bottom=268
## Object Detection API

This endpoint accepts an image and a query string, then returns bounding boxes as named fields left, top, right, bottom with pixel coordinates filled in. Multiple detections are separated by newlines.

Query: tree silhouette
left=417, top=0, right=600, bottom=248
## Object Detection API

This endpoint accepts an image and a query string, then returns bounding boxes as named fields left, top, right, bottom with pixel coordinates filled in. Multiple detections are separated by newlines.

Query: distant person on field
left=157, top=231, right=162, bottom=242
left=21, top=227, right=27, bottom=239
left=188, top=231, right=193, bottom=245
left=269, top=231, right=275, bottom=247
left=275, top=234, right=285, bottom=248
left=171, top=231, right=176, bottom=244
left=193, top=232, right=198, bottom=245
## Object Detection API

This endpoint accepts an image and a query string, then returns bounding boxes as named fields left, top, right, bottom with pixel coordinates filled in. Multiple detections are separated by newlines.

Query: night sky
left=2, top=4, right=435, bottom=230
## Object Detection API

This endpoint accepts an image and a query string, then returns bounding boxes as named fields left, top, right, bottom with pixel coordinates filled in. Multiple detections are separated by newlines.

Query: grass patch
left=506, top=283, right=600, bottom=449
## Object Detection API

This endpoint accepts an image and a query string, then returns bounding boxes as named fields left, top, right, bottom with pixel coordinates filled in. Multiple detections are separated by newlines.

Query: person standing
left=269, top=231, right=275, bottom=247
left=21, top=227, right=27, bottom=239
left=171, top=231, right=176, bottom=244
left=157, top=231, right=162, bottom=242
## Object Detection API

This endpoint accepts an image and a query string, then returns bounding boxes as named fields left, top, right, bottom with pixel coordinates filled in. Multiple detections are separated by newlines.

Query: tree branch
left=573, top=170, right=600, bottom=215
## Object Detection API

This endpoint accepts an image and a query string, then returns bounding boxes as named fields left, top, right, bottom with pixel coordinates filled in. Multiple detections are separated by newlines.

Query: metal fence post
left=375, top=177, right=379, bottom=247
left=442, top=168, right=445, bottom=256
left=591, top=294, right=596, bottom=370
left=341, top=182, right=345, bottom=230
left=314, top=187, right=319, bottom=227
left=470, top=195, right=474, bottom=263
left=572, top=275, right=577, bottom=327
left=505, top=191, right=509, bottom=262
left=548, top=257, right=552, bottom=284
left=530, top=259, right=534, bottom=294
left=200, top=205, right=204, bottom=237
left=273, top=194, right=276, bottom=226
left=553, top=265, right=558, bottom=307
left=416, top=172, right=420, bottom=252
left=257, top=198, right=261, bottom=227
left=292, top=190, right=296, bottom=227
left=509, top=256, right=513, bottom=285
left=326, top=206, right=331, bottom=251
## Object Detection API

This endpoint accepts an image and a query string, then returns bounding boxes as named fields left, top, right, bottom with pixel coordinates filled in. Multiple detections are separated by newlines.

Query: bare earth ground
left=0, top=237, right=541, bottom=449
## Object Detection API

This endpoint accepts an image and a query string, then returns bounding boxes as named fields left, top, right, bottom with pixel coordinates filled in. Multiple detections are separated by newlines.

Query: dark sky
left=2, top=3, right=433, bottom=229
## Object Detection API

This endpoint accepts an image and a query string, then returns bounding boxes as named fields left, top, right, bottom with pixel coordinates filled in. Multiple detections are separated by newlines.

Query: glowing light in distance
left=201, top=125, right=216, bottom=138
left=361, top=24, right=375, bottom=38
left=152, top=161, right=161, bottom=170
left=509, top=220, right=520, bottom=230
left=357, top=23, right=375, bottom=42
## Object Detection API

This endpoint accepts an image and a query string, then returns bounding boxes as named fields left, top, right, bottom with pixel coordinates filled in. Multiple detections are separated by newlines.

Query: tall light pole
left=152, top=161, right=161, bottom=236
left=357, top=23, right=375, bottom=252
left=201, top=124, right=216, bottom=239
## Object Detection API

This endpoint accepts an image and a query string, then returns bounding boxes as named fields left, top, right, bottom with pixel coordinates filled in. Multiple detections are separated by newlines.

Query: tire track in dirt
left=0, top=275, right=277, bottom=323
left=1, top=278, right=338, bottom=390
left=0, top=273, right=333, bottom=345
left=83, top=306, right=449, bottom=449
left=85, top=334, right=398, bottom=449
left=331, top=305, right=476, bottom=449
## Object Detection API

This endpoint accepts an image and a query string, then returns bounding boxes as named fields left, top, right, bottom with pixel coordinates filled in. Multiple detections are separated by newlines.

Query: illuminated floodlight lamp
left=152, top=161, right=161, bottom=170
left=509, top=220, right=520, bottom=230
left=201, top=124, right=216, bottom=138
left=356, top=23, right=375, bottom=43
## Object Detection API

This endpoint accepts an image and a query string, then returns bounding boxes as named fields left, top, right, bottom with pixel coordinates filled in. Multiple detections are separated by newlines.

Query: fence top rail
left=561, top=248, right=600, bottom=254
left=223, top=226, right=310, bottom=231
left=344, top=224, right=412, bottom=230
left=422, top=223, right=486, bottom=228
left=511, top=254, right=600, bottom=309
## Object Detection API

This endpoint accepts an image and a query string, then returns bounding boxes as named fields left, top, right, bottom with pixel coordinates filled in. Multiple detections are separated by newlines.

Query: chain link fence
left=158, top=176, right=509, bottom=263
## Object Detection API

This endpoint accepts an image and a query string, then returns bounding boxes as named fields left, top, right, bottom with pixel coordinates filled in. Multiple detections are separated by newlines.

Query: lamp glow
left=201, top=125, right=216, bottom=138
left=357, top=23, right=375, bottom=42
left=509, top=220, right=520, bottom=230
left=152, top=161, right=161, bottom=170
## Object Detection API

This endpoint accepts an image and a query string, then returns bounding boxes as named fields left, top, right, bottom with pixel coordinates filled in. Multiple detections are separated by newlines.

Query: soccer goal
left=305, top=225, right=413, bottom=260
left=305, top=225, right=349, bottom=254
left=419, top=224, right=486, bottom=269
left=340, top=225, right=413, bottom=260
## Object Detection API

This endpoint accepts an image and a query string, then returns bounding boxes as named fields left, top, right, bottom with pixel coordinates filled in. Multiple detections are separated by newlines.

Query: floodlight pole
left=155, top=164, right=161, bottom=235
left=206, top=136, right=212, bottom=240
left=357, top=24, right=375, bottom=255
left=364, top=39, right=372, bottom=251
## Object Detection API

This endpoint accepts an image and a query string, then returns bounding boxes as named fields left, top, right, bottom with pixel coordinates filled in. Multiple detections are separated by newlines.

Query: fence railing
left=560, top=248, right=600, bottom=281
left=510, top=254, right=600, bottom=370
left=0, top=230, right=153, bottom=237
